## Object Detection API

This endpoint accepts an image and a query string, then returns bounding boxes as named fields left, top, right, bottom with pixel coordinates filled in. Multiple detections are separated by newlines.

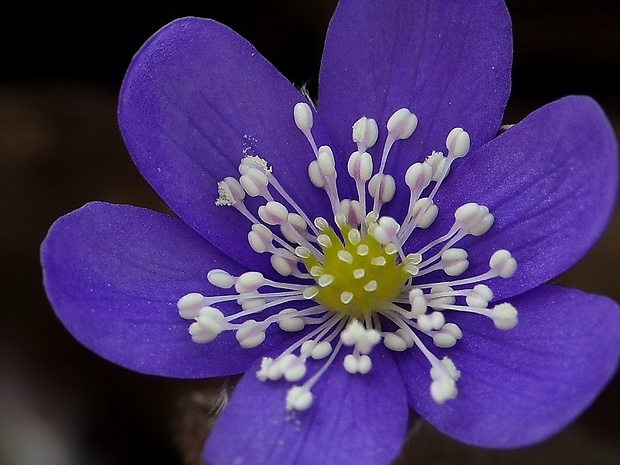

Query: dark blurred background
left=1, top=1, right=619, bottom=464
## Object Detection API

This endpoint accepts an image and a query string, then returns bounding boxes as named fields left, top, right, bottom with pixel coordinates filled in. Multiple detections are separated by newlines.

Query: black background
left=1, top=1, right=619, bottom=464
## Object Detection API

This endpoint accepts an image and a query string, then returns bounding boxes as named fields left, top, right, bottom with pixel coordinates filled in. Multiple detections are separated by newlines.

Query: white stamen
left=235, top=271, right=265, bottom=293
left=184, top=105, right=520, bottom=411
left=177, top=292, right=206, bottom=319
left=293, top=102, right=314, bottom=132
left=489, top=250, right=518, bottom=278
left=216, top=177, right=245, bottom=206
left=207, top=269, right=236, bottom=289
left=235, top=320, right=266, bottom=348
left=491, top=303, right=519, bottom=330
left=352, top=116, right=379, bottom=152
left=387, top=108, right=418, bottom=140
left=446, top=127, right=470, bottom=158
left=286, top=386, right=313, bottom=411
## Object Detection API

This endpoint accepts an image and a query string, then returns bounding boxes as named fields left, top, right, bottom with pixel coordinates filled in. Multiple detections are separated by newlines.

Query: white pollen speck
left=340, top=291, right=354, bottom=304
left=371, top=256, right=387, bottom=266
left=356, top=245, right=369, bottom=256
left=337, top=250, right=354, bottom=264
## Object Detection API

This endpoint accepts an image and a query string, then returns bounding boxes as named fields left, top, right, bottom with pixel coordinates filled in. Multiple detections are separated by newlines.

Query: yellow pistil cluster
left=303, top=218, right=410, bottom=317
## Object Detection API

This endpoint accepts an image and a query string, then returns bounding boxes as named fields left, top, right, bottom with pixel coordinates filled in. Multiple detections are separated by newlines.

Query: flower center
left=304, top=219, right=412, bottom=317
left=176, top=102, right=519, bottom=411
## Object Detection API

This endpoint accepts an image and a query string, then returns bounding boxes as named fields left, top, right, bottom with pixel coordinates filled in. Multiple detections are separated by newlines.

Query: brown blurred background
left=1, top=1, right=618, bottom=464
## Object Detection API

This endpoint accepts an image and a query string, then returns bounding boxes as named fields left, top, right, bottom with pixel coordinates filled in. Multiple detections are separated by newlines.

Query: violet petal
left=416, top=96, right=618, bottom=299
left=41, top=202, right=295, bottom=378
left=395, top=284, right=620, bottom=447
left=319, top=0, right=512, bottom=217
left=119, top=17, right=330, bottom=272
left=204, top=345, right=408, bottom=465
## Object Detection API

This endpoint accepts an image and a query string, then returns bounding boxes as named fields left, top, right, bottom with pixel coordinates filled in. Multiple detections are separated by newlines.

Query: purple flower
left=41, top=1, right=620, bottom=464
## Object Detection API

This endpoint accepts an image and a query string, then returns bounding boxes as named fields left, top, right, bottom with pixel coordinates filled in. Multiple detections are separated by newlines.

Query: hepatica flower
left=41, top=0, right=620, bottom=464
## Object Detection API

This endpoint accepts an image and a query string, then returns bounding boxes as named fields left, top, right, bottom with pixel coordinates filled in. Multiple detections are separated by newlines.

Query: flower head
left=41, top=1, right=620, bottom=464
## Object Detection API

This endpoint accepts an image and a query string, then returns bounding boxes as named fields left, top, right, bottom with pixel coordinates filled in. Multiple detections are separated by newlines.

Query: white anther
left=258, top=201, right=289, bottom=225
left=239, top=155, right=270, bottom=175
left=278, top=354, right=308, bottom=382
left=430, top=376, right=458, bottom=404
left=286, top=386, right=313, bottom=411
left=491, top=303, right=518, bottom=330
left=239, top=167, right=269, bottom=197
left=428, top=284, right=456, bottom=309
left=293, top=102, right=314, bottom=132
left=189, top=307, right=227, bottom=343
left=454, top=202, right=482, bottom=227
left=470, top=209, right=494, bottom=236
left=429, top=357, right=460, bottom=403
left=352, top=116, right=379, bottom=151
left=412, top=198, right=439, bottom=229
left=177, top=293, right=205, bottom=318
left=235, top=319, right=266, bottom=348
left=387, top=108, right=418, bottom=140
left=271, top=251, right=298, bottom=276
left=235, top=271, right=265, bottom=293
left=408, top=288, right=428, bottom=317
left=216, top=177, right=246, bottom=206
left=287, top=213, right=308, bottom=233
left=337, top=250, right=354, bottom=264
left=466, top=284, right=494, bottom=308
left=207, top=269, right=235, bottom=289
left=340, top=319, right=365, bottom=346
left=238, top=296, right=266, bottom=311
left=432, top=323, right=463, bottom=349
left=432, top=357, right=461, bottom=381
left=443, top=323, right=463, bottom=340
left=317, top=145, right=336, bottom=178
left=311, top=341, right=333, bottom=360
left=347, top=151, right=373, bottom=182
left=441, top=248, right=469, bottom=276
left=368, top=174, right=396, bottom=203
left=446, top=127, right=470, bottom=158
left=340, top=199, right=363, bottom=228
left=384, top=329, right=414, bottom=352
left=256, top=357, right=275, bottom=381
left=372, top=216, right=400, bottom=245
left=343, top=354, right=372, bottom=374
left=417, top=311, right=445, bottom=332
left=489, top=250, right=517, bottom=278
left=193, top=306, right=227, bottom=340
left=248, top=224, right=273, bottom=253
left=425, top=151, right=446, bottom=181
left=308, top=160, right=325, bottom=187
left=405, top=162, right=433, bottom=192
left=340, top=320, right=380, bottom=353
